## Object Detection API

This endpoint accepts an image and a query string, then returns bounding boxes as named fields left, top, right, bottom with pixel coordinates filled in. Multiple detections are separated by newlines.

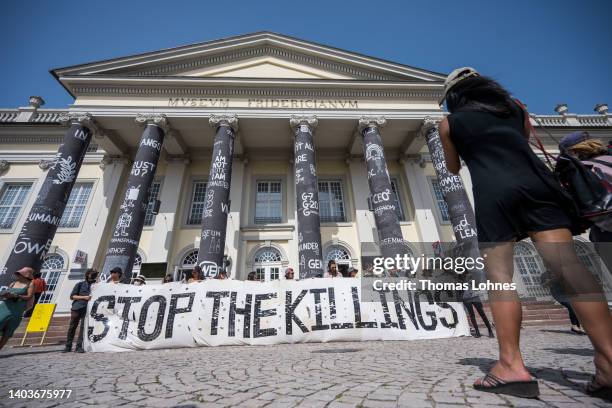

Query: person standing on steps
left=64, top=269, right=97, bottom=353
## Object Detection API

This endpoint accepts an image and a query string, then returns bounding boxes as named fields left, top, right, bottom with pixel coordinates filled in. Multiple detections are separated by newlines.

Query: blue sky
left=1, top=0, right=610, bottom=114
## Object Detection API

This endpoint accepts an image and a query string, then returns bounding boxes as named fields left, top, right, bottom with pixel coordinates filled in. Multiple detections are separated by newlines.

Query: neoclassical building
left=0, top=32, right=610, bottom=313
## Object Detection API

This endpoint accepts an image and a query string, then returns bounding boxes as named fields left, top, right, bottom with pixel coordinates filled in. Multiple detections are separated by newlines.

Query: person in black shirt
left=63, top=269, right=97, bottom=353
left=438, top=68, right=612, bottom=400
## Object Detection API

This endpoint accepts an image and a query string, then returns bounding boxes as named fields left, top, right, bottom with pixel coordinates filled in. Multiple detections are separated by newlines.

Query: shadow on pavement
left=539, top=329, right=579, bottom=335
left=458, top=357, right=591, bottom=393
left=543, top=348, right=594, bottom=357
left=0, top=348, right=63, bottom=359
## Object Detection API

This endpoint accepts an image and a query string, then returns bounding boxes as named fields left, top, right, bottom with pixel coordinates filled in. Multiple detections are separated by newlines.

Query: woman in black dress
left=438, top=68, right=612, bottom=400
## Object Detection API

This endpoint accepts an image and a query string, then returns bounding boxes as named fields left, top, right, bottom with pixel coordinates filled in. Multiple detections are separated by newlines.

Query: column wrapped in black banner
left=291, top=116, right=324, bottom=279
left=101, top=114, right=167, bottom=283
left=422, top=118, right=485, bottom=290
left=196, top=115, right=238, bottom=278
left=1, top=113, right=96, bottom=288
left=359, top=117, right=409, bottom=263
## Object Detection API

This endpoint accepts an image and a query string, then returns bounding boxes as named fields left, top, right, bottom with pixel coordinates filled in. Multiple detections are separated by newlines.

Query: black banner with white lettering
left=101, top=124, right=165, bottom=282
left=424, top=124, right=484, bottom=297
left=361, top=125, right=409, bottom=261
left=1, top=123, right=92, bottom=288
left=196, top=124, right=235, bottom=278
left=294, top=123, right=324, bottom=279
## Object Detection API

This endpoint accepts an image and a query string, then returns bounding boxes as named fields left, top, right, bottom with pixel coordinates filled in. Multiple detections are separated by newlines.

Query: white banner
left=84, top=278, right=470, bottom=352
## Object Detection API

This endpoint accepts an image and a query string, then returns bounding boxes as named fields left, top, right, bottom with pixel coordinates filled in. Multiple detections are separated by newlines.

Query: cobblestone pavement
left=0, top=326, right=611, bottom=408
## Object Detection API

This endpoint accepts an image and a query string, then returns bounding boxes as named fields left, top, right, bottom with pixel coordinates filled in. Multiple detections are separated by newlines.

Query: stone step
left=7, top=315, right=71, bottom=347
left=523, top=319, right=573, bottom=327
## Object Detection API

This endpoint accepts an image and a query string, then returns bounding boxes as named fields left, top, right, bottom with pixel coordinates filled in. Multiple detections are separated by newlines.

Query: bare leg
left=474, top=242, right=532, bottom=386
left=0, top=335, right=8, bottom=350
left=0, top=320, right=10, bottom=350
left=530, top=228, right=612, bottom=388
left=473, top=301, right=495, bottom=337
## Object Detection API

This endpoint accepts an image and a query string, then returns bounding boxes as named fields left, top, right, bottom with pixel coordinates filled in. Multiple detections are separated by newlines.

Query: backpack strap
left=513, top=98, right=556, bottom=170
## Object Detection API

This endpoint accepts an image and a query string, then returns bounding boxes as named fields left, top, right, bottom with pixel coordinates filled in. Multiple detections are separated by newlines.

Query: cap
left=133, top=274, right=146, bottom=282
left=110, top=267, right=123, bottom=275
left=440, top=67, right=480, bottom=104
left=349, top=267, right=358, bottom=273
left=559, top=131, right=590, bottom=152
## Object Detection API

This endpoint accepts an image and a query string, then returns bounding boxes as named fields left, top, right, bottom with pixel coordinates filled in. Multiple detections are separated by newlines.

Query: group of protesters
left=0, top=67, right=611, bottom=400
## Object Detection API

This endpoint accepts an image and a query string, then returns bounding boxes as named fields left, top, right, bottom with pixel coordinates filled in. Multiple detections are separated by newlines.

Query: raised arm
left=438, top=118, right=461, bottom=174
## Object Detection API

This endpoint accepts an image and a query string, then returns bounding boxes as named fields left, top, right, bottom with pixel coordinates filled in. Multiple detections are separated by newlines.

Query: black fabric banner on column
left=0, top=114, right=94, bottom=289
left=101, top=115, right=166, bottom=283
left=359, top=117, right=409, bottom=263
left=291, top=116, right=324, bottom=279
left=423, top=119, right=485, bottom=294
left=196, top=115, right=237, bottom=278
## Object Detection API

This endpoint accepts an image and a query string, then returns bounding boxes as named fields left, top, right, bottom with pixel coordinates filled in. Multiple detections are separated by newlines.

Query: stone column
left=421, top=118, right=484, bottom=287
left=101, top=114, right=167, bottom=283
left=0, top=113, right=97, bottom=288
left=348, top=159, right=379, bottom=258
left=290, top=115, right=324, bottom=279
left=74, top=156, right=128, bottom=269
left=223, top=158, right=245, bottom=279
left=147, top=156, right=189, bottom=263
left=359, top=117, right=409, bottom=262
left=196, top=115, right=238, bottom=278
left=401, top=156, right=441, bottom=243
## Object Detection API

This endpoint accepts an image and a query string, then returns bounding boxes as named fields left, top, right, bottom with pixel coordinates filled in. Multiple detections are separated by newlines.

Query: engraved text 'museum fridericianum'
left=168, top=97, right=359, bottom=109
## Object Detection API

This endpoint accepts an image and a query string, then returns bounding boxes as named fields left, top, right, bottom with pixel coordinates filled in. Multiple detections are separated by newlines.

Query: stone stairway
left=7, top=314, right=71, bottom=348
left=5, top=300, right=577, bottom=348
left=475, top=300, right=572, bottom=328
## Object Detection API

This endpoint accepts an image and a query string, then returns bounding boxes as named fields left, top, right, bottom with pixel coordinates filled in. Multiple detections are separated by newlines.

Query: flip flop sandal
left=474, top=372, right=540, bottom=399
left=586, top=376, right=612, bottom=402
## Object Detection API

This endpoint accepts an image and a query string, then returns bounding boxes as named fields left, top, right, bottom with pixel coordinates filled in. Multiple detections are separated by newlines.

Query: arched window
left=172, top=249, right=200, bottom=282
left=39, top=253, right=66, bottom=303
left=324, top=244, right=354, bottom=276
left=324, top=245, right=351, bottom=263
left=254, top=248, right=282, bottom=263
left=253, top=248, right=282, bottom=281
left=41, top=254, right=64, bottom=271
left=513, top=242, right=548, bottom=298
left=182, top=249, right=199, bottom=267
left=575, top=240, right=612, bottom=294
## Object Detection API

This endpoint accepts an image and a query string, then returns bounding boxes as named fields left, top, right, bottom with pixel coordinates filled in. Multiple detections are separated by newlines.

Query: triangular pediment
left=183, top=56, right=353, bottom=79
left=52, top=32, right=446, bottom=83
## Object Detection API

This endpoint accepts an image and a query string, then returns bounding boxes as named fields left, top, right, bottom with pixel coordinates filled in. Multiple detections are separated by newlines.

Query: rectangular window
left=187, top=181, right=208, bottom=225
left=390, top=178, right=405, bottom=222
left=255, top=180, right=282, bottom=224
left=59, top=182, right=93, bottom=228
left=430, top=179, right=450, bottom=222
left=143, top=181, right=162, bottom=226
left=318, top=180, right=346, bottom=222
left=0, top=183, right=32, bottom=229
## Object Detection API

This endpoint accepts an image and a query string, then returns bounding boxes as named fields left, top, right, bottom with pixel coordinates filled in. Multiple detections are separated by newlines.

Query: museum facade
left=1, top=32, right=610, bottom=313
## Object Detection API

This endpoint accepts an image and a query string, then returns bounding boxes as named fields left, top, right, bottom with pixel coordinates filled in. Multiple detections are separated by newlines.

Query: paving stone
left=0, top=326, right=609, bottom=408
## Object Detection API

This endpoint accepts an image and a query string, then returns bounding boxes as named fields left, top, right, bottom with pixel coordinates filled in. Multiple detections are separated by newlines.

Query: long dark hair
left=446, top=75, right=514, bottom=116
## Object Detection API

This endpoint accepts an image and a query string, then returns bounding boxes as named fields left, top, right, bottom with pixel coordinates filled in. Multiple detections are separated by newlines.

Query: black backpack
left=554, top=153, right=612, bottom=218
